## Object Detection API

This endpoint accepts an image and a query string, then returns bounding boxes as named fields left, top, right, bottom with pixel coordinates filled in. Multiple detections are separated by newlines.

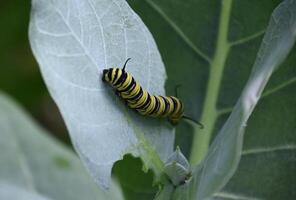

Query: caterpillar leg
left=115, top=90, right=121, bottom=97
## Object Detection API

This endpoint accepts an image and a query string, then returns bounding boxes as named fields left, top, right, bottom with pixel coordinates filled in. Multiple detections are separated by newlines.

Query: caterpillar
left=102, top=58, right=203, bottom=128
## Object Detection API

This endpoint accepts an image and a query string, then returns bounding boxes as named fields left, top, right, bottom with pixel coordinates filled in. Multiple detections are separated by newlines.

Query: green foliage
left=113, top=155, right=157, bottom=200
left=0, top=1, right=45, bottom=110
left=127, top=0, right=296, bottom=199
left=0, top=1, right=70, bottom=143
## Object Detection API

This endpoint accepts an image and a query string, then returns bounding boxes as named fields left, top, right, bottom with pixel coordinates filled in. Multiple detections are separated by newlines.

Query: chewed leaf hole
left=112, top=154, right=157, bottom=199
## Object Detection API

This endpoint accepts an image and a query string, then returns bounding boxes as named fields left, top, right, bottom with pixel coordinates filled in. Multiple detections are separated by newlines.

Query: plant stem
left=189, top=0, right=232, bottom=165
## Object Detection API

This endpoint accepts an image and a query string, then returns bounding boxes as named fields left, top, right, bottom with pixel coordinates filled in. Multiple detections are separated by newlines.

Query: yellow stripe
left=105, top=71, right=110, bottom=82
left=118, top=73, right=132, bottom=91
left=166, top=97, right=175, bottom=115
left=162, top=97, right=172, bottom=117
left=171, top=96, right=184, bottom=117
left=152, top=96, right=163, bottom=117
left=113, top=68, right=122, bottom=84
left=139, top=95, right=153, bottom=115
left=121, top=82, right=140, bottom=99
left=142, top=95, right=156, bottom=115
left=129, top=90, right=148, bottom=108
left=137, top=90, right=149, bottom=108
left=111, top=69, right=116, bottom=83
left=129, top=82, right=141, bottom=97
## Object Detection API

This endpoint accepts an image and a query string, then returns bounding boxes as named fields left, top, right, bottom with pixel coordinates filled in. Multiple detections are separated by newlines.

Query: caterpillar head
left=102, top=68, right=111, bottom=83
left=102, top=58, right=131, bottom=86
left=102, top=68, right=125, bottom=88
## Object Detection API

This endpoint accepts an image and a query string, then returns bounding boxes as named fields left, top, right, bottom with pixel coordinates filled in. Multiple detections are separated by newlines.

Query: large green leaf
left=128, top=0, right=296, bottom=199
left=0, top=91, right=123, bottom=200
left=29, top=0, right=174, bottom=189
left=193, top=1, right=296, bottom=199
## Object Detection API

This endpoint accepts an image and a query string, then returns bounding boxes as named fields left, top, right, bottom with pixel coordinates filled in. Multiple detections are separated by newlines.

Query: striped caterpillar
left=102, top=58, right=203, bottom=128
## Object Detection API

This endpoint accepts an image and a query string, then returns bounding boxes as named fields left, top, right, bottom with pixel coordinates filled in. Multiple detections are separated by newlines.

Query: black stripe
left=136, top=94, right=151, bottom=110
left=126, top=87, right=143, bottom=101
left=116, top=73, right=129, bottom=90
left=113, top=68, right=119, bottom=84
left=170, top=97, right=178, bottom=113
left=119, top=77, right=135, bottom=93
left=114, top=71, right=126, bottom=86
left=149, top=96, right=160, bottom=115
left=127, top=80, right=137, bottom=94
left=161, top=96, right=170, bottom=115
left=107, top=69, right=112, bottom=81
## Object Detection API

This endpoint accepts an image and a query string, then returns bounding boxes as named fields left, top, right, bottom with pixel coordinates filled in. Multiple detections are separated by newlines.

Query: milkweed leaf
left=29, top=0, right=174, bottom=188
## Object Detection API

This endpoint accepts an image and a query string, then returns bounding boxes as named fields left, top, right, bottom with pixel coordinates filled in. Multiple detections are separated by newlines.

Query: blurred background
left=0, top=1, right=70, bottom=143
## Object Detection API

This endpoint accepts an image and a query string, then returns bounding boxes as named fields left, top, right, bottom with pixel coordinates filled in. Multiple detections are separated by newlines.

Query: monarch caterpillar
left=102, top=58, right=203, bottom=128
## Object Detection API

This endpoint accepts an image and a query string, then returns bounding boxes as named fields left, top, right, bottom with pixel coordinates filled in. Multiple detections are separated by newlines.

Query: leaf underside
left=29, top=0, right=175, bottom=189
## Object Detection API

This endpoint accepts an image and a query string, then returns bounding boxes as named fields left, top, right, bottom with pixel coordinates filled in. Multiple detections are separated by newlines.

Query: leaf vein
left=242, top=144, right=296, bottom=156
left=262, top=76, right=296, bottom=97
left=88, top=0, right=107, bottom=67
left=144, top=0, right=211, bottom=63
left=217, top=76, right=296, bottom=116
left=229, top=29, right=265, bottom=46
left=215, top=192, right=263, bottom=200
left=48, top=1, right=99, bottom=72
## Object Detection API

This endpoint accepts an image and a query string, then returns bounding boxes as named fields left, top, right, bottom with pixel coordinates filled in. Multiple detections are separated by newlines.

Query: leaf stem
left=189, top=0, right=233, bottom=165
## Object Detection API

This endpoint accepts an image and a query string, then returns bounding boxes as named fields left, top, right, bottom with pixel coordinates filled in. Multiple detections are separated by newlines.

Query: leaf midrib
left=189, top=0, right=233, bottom=165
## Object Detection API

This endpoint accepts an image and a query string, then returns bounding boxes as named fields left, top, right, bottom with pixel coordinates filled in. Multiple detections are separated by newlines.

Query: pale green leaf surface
left=29, top=0, right=174, bottom=189
left=0, top=92, right=123, bottom=200
left=164, top=148, right=191, bottom=186
left=0, top=183, right=51, bottom=200
left=165, top=147, right=190, bottom=170
left=164, top=162, right=188, bottom=187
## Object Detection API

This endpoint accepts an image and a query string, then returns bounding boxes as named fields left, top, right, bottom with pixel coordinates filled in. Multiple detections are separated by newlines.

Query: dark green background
left=0, top=0, right=69, bottom=142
